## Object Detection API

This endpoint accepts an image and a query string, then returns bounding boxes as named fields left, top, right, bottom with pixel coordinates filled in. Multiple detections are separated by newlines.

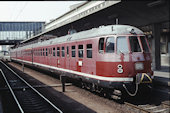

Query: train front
left=115, top=26, right=153, bottom=96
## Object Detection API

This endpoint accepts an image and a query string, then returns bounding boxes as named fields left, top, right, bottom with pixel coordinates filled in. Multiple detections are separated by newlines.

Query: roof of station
left=21, top=1, right=121, bottom=44
left=0, top=21, right=45, bottom=23
left=20, top=0, right=169, bottom=45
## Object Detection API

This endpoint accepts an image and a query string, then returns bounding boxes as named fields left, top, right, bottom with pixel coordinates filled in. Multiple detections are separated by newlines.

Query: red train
left=10, top=25, right=153, bottom=97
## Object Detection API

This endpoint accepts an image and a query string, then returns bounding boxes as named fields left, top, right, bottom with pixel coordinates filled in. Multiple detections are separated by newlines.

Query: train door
left=48, top=48, right=52, bottom=66
left=31, top=49, right=33, bottom=64
left=83, top=40, right=95, bottom=74
left=70, top=44, right=77, bottom=71
left=60, top=46, right=66, bottom=69
left=50, top=47, right=57, bottom=67
left=45, top=48, right=48, bottom=65
left=56, top=46, right=60, bottom=67
left=66, top=45, right=70, bottom=69
left=77, top=43, right=84, bottom=72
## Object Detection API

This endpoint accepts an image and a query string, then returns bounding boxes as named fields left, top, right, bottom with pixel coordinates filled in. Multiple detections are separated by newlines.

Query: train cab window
left=87, top=44, right=92, bottom=58
left=71, top=46, right=76, bottom=57
left=99, top=38, right=104, bottom=53
left=129, top=36, right=141, bottom=52
left=78, top=45, right=83, bottom=58
left=62, top=47, right=65, bottom=57
left=117, top=36, right=129, bottom=54
left=46, top=48, right=48, bottom=56
left=57, top=47, right=60, bottom=57
left=53, top=47, right=55, bottom=56
left=139, top=36, right=149, bottom=52
left=105, top=37, right=115, bottom=53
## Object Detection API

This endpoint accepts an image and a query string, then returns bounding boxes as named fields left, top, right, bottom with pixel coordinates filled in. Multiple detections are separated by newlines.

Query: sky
left=0, top=1, right=84, bottom=50
left=0, top=1, right=83, bottom=23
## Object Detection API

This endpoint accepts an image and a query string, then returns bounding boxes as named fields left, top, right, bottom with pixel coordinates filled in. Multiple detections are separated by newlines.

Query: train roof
left=12, top=25, right=144, bottom=51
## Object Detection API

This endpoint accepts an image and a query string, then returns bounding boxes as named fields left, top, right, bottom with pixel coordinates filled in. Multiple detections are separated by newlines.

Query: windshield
left=129, top=36, right=141, bottom=52
left=105, top=37, right=115, bottom=53
left=117, top=36, right=129, bottom=54
left=139, top=36, right=150, bottom=52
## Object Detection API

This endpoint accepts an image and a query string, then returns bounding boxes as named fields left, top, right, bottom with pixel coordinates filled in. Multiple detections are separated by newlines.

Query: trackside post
left=22, top=62, right=24, bottom=73
left=60, top=75, right=66, bottom=92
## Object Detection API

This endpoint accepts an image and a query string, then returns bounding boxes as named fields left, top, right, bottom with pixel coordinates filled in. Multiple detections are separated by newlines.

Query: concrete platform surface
left=153, top=66, right=170, bottom=87
left=0, top=95, right=3, bottom=113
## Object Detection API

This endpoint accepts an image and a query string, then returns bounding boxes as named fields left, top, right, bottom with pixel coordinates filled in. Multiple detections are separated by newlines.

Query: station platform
left=153, top=66, right=170, bottom=87
left=0, top=95, right=3, bottom=113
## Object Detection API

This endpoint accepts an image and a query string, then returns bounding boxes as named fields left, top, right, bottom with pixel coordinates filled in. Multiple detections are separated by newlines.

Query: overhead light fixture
left=108, top=14, right=118, bottom=19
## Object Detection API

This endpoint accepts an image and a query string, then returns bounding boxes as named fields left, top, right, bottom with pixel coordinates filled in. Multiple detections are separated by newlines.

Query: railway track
left=125, top=101, right=170, bottom=113
left=0, top=60, right=63, bottom=113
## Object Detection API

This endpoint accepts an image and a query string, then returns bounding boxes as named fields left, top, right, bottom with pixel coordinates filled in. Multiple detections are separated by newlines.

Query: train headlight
left=135, top=62, right=144, bottom=70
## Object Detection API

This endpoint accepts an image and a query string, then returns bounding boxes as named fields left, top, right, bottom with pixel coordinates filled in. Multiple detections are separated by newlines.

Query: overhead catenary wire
left=10, top=2, right=18, bottom=21
left=15, top=2, right=28, bottom=21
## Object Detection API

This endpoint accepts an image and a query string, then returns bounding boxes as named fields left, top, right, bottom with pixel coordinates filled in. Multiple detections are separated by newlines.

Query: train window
left=43, top=48, right=45, bottom=56
left=105, top=37, right=115, bottom=53
left=57, top=47, right=60, bottom=57
left=48, top=48, right=50, bottom=56
left=99, top=38, right=104, bottom=53
left=53, top=47, right=55, bottom=56
left=62, top=47, right=65, bottom=57
left=67, top=46, right=69, bottom=56
left=87, top=44, right=92, bottom=58
left=78, top=45, right=83, bottom=58
left=51, top=48, right=52, bottom=55
left=46, top=48, right=48, bottom=56
left=49, top=48, right=52, bottom=56
left=129, top=36, right=141, bottom=52
left=35, top=50, right=37, bottom=56
left=139, top=36, right=149, bottom=52
left=40, top=49, right=41, bottom=56
left=71, top=46, right=76, bottom=57
left=117, top=36, right=129, bottom=54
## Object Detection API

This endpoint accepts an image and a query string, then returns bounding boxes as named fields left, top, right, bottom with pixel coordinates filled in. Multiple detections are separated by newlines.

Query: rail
left=0, top=60, right=63, bottom=113
left=0, top=69, right=24, bottom=113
